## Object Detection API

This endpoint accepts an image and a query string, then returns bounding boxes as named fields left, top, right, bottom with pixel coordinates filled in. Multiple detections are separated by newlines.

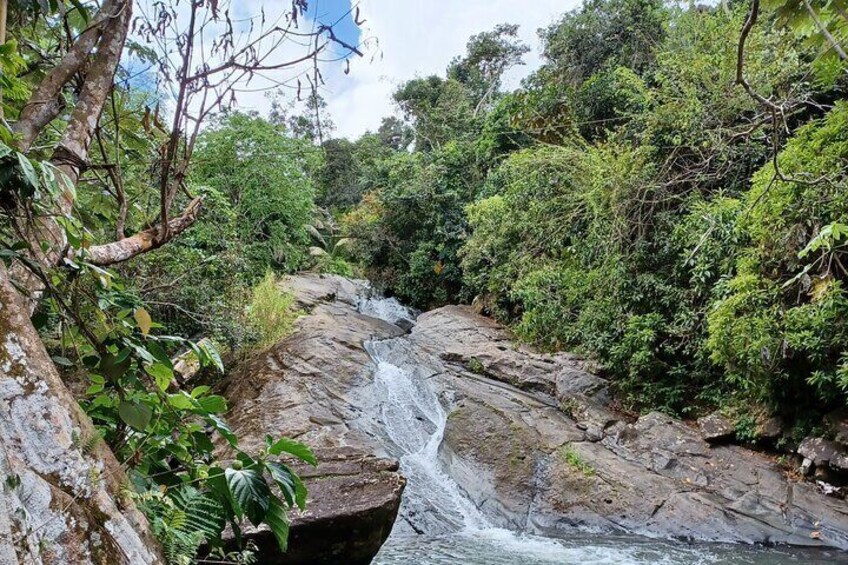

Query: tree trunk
left=0, top=263, right=162, bottom=564
left=11, top=0, right=132, bottom=309
left=13, top=0, right=119, bottom=153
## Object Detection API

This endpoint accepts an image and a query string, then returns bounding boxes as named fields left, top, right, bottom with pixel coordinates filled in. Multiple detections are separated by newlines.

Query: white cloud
left=169, top=0, right=580, bottom=140
left=323, top=0, right=579, bottom=139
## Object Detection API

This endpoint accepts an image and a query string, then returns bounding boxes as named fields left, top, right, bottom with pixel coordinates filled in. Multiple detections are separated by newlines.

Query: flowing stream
left=356, top=297, right=843, bottom=565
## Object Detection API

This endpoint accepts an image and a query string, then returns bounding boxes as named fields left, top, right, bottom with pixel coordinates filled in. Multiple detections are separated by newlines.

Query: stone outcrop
left=697, top=412, right=736, bottom=443
left=223, top=274, right=848, bottom=560
left=220, top=274, right=405, bottom=564
left=798, top=437, right=848, bottom=476
left=399, top=306, right=848, bottom=549
left=239, top=449, right=404, bottom=565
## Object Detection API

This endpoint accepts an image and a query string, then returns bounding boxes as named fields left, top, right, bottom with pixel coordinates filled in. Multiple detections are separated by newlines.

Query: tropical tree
left=0, top=0, right=360, bottom=561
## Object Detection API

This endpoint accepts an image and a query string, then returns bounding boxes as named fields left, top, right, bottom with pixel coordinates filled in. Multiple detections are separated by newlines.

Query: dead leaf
left=134, top=308, right=152, bottom=336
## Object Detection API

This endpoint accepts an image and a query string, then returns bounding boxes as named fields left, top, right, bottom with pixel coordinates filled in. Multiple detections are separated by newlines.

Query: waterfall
left=366, top=341, right=491, bottom=535
left=356, top=298, right=826, bottom=565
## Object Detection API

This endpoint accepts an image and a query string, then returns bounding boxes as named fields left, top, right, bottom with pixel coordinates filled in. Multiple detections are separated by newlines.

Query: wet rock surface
left=223, top=275, right=848, bottom=561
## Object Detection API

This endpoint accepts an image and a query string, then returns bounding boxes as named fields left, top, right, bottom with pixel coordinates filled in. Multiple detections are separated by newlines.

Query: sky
left=231, top=0, right=580, bottom=140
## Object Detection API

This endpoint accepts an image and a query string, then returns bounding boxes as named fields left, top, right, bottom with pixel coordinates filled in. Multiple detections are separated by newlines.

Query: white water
left=357, top=298, right=841, bottom=565
left=358, top=295, right=416, bottom=328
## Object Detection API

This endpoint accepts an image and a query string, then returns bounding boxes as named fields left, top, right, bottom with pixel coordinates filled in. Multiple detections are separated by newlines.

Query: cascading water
left=357, top=298, right=836, bottom=565
left=366, top=340, right=490, bottom=536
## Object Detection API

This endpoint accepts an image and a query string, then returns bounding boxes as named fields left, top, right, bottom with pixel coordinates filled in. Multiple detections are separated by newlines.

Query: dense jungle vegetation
left=1, top=0, right=848, bottom=561
left=332, top=0, right=848, bottom=437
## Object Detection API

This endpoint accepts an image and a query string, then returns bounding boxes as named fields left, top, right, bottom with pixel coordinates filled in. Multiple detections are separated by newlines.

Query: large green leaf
left=118, top=401, right=152, bottom=431
left=194, top=340, right=224, bottom=373
left=100, top=350, right=131, bottom=381
left=16, top=152, right=38, bottom=195
left=264, top=496, right=291, bottom=551
left=225, top=467, right=271, bottom=525
left=205, top=414, right=238, bottom=447
left=267, top=436, right=317, bottom=466
left=167, top=392, right=198, bottom=410
left=145, top=362, right=174, bottom=391
left=266, top=461, right=308, bottom=510
left=197, top=394, right=227, bottom=414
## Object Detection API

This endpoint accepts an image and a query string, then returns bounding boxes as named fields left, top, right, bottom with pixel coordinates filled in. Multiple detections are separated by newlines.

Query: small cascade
left=356, top=297, right=830, bottom=565
left=358, top=295, right=417, bottom=329
left=366, top=339, right=491, bottom=535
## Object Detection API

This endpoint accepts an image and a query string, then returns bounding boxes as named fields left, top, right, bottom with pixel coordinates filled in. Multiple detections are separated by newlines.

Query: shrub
left=245, top=272, right=299, bottom=350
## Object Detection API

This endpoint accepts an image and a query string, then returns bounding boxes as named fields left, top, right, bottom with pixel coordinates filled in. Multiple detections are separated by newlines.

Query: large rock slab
left=220, top=275, right=406, bottom=564
left=223, top=277, right=848, bottom=557
left=408, top=306, right=848, bottom=550
left=410, top=305, right=600, bottom=399
left=243, top=448, right=405, bottom=565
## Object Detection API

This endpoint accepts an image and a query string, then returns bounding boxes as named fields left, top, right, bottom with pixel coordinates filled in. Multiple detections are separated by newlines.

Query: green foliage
left=343, top=141, right=482, bottom=308
left=707, top=102, right=848, bottom=408
left=245, top=272, right=299, bottom=350
left=341, top=0, right=848, bottom=423
left=192, top=112, right=317, bottom=276
left=576, top=66, right=650, bottom=141
left=764, top=0, right=848, bottom=85
left=394, top=76, right=478, bottom=152
left=19, top=246, right=315, bottom=560
left=1, top=106, right=319, bottom=559
left=133, top=487, right=231, bottom=565
left=540, top=0, right=668, bottom=85
left=559, top=445, right=595, bottom=476
left=446, top=23, right=529, bottom=108
left=0, top=40, right=31, bottom=106
left=124, top=113, right=318, bottom=348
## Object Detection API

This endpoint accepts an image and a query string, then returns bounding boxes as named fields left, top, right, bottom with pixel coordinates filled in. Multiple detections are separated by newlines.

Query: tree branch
left=736, top=0, right=781, bottom=112
left=78, top=197, right=203, bottom=266
left=803, top=0, right=848, bottom=61
left=13, top=0, right=119, bottom=152
left=52, top=0, right=132, bottom=193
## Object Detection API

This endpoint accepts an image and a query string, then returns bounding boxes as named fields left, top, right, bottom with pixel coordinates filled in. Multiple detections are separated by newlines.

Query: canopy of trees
left=333, top=1, right=848, bottom=436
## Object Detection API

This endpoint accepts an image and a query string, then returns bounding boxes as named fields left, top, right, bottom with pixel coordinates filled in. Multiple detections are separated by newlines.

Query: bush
left=707, top=103, right=848, bottom=411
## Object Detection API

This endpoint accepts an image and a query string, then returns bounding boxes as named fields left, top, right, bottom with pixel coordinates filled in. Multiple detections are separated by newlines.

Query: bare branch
left=736, top=0, right=782, bottom=113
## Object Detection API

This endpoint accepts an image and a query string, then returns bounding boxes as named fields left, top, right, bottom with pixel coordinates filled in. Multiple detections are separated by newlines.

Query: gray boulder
left=697, top=412, right=736, bottom=443
left=220, top=275, right=406, bottom=563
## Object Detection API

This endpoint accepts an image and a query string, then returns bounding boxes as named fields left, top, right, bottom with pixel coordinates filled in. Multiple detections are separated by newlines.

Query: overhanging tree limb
left=13, top=0, right=120, bottom=153
left=78, top=197, right=203, bottom=266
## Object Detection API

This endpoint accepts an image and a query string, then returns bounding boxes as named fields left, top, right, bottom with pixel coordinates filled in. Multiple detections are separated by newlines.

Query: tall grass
left=246, top=271, right=298, bottom=350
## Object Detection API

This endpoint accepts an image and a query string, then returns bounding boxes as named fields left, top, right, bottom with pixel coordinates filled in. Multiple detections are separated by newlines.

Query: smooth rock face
left=404, top=305, right=848, bottom=550
left=220, top=274, right=406, bottom=564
